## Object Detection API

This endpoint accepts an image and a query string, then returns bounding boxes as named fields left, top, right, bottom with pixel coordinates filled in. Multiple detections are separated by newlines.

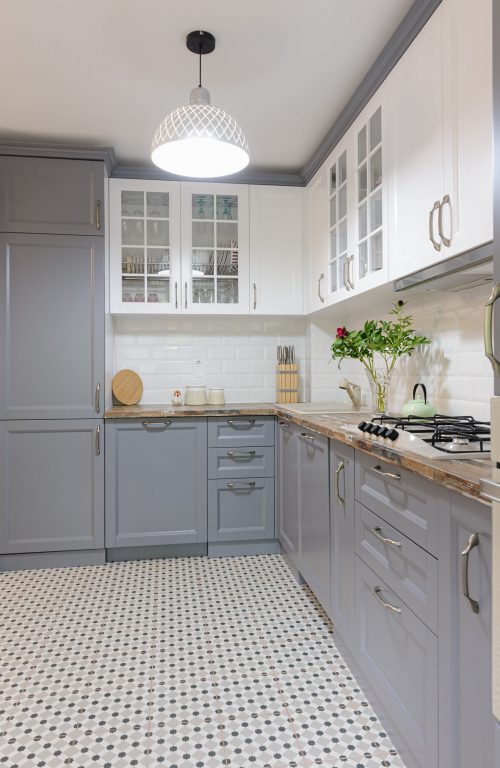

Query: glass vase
left=366, top=368, right=393, bottom=415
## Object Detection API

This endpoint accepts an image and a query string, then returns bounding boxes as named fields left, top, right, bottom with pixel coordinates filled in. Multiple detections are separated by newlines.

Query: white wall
left=113, top=315, right=308, bottom=404
left=309, top=284, right=493, bottom=420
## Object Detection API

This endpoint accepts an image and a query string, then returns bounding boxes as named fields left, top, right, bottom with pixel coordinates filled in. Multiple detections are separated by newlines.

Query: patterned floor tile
left=0, top=554, right=406, bottom=768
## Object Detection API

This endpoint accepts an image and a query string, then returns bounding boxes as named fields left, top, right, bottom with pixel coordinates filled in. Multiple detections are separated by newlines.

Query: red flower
left=336, top=326, right=348, bottom=339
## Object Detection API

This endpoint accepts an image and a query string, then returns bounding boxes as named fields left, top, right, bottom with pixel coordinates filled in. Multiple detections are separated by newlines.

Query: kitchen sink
left=279, top=402, right=360, bottom=415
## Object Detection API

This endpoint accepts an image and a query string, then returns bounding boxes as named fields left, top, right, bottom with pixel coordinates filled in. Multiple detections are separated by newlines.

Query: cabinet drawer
left=355, top=451, right=441, bottom=556
left=208, top=446, right=274, bottom=479
left=208, top=416, right=275, bottom=448
left=208, top=478, right=275, bottom=542
left=355, top=556, right=438, bottom=768
left=355, top=502, right=438, bottom=633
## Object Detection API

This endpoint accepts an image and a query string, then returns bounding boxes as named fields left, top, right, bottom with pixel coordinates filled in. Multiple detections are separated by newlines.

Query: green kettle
left=401, top=383, right=437, bottom=418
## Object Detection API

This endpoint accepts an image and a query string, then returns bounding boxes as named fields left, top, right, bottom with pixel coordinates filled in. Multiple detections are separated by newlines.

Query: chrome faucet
left=339, top=378, right=361, bottom=409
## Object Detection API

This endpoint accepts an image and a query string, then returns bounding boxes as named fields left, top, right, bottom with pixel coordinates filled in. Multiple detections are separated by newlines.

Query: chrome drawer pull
left=371, top=465, right=401, bottom=481
left=461, top=532, right=480, bottom=614
left=279, top=421, right=291, bottom=428
left=373, top=586, right=402, bottom=614
left=227, top=481, right=256, bottom=489
left=95, top=425, right=101, bottom=456
left=371, top=526, right=402, bottom=548
left=96, top=199, right=101, bottom=231
left=301, top=433, right=315, bottom=441
left=142, top=420, right=172, bottom=427
left=334, top=460, right=345, bottom=504
left=227, top=450, right=256, bottom=458
left=227, top=419, right=256, bottom=426
left=95, top=383, right=101, bottom=414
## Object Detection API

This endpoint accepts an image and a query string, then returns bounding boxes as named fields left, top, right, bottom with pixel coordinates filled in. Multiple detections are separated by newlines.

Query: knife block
left=276, top=364, right=298, bottom=404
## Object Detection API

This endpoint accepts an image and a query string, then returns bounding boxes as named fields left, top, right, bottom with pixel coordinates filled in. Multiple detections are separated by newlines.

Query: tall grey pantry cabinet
left=0, top=155, right=105, bottom=571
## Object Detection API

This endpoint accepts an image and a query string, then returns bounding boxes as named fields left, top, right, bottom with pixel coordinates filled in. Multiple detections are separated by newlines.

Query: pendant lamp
left=151, top=31, right=249, bottom=178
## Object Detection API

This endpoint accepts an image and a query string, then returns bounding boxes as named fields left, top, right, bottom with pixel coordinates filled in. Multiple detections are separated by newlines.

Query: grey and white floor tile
left=1, top=554, right=405, bottom=767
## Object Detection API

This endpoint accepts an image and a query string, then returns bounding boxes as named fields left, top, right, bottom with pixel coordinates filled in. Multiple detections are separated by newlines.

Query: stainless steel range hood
left=393, top=242, right=493, bottom=292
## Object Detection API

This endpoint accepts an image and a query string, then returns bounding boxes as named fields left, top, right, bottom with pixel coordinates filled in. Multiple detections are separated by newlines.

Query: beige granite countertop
left=104, top=403, right=493, bottom=504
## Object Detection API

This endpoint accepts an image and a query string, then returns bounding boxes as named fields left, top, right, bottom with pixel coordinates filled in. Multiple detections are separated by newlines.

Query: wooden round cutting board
left=112, top=369, right=143, bottom=405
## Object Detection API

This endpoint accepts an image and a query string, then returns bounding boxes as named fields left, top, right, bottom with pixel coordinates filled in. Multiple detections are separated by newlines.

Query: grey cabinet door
left=355, top=556, right=438, bottom=768
left=0, top=157, right=104, bottom=236
left=298, top=429, right=330, bottom=613
left=278, top=421, right=299, bottom=561
left=0, top=419, right=104, bottom=554
left=0, top=234, right=104, bottom=419
left=208, top=478, right=275, bottom=542
left=330, top=440, right=355, bottom=640
left=438, top=494, right=494, bottom=768
left=105, top=419, right=207, bottom=548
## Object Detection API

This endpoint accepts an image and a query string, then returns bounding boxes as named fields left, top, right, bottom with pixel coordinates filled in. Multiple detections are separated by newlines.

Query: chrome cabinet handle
left=461, top=532, right=480, bottom=614
left=227, top=450, right=256, bottom=458
left=484, top=283, right=500, bottom=375
left=227, top=481, right=256, bottom=489
left=371, top=465, right=401, bottom=481
left=95, top=383, right=101, bottom=414
left=279, top=421, right=291, bottom=428
left=300, top=432, right=315, bottom=441
left=95, top=425, right=101, bottom=456
left=342, top=260, right=350, bottom=291
left=142, top=420, right=172, bottom=428
left=175, top=282, right=178, bottom=309
left=334, top=460, right=345, bottom=504
left=429, top=200, right=441, bottom=251
left=317, top=273, right=325, bottom=303
left=438, top=194, right=451, bottom=247
left=371, top=526, right=402, bottom=548
left=373, top=586, right=402, bottom=614
left=96, top=200, right=101, bottom=231
left=227, top=418, right=256, bottom=426
left=347, top=255, right=355, bottom=290
left=253, top=283, right=257, bottom=310
left=185, top=282, right=188, bottom=309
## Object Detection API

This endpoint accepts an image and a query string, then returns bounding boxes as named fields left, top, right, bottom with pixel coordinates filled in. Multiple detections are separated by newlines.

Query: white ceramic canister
left=184, top=384, right=208, bottom=406
left=207, top=388, right=225, bottom=405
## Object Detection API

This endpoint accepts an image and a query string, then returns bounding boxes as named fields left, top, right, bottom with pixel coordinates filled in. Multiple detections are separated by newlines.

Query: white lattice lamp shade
left=151, top=86, right=249, bottom=178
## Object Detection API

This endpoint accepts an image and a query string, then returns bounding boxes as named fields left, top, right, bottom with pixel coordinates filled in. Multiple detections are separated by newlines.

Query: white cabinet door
left=305, top=165, right=329, bottom=313
left=181, top=183, right=249, bottom=314
left=442, top=0, right=493, bottom=257
left=387, top=6, right=445, bottom=280
left=249, top=186, right=303, bottom=315
left=326, top=135, right=354, bottom=303
left=110, top=179, right=181, bottom=313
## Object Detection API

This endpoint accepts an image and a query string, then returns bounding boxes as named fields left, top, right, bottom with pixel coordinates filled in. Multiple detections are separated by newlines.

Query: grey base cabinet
left=298, top=428, right=330, bottom=613
left=330, top=439, right=355, bottom=643
left=0, top=419, right=104, bottom=555
left=208, top=416, right=275, bottom=545
left=438, top=493, right=495, bottom=768
left=278, top=420, right=299, bottom=559
left=105, top=418, right=208, bottom=548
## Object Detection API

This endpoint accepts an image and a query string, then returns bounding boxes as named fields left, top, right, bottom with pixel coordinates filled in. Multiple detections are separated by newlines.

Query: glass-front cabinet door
left=110, top=180, right=181, bottom=313
left=354, top=101, right=388, bottom=291
left=327, top=143, right=353, bottom=302
left=181, top=183, right=249, bottom=314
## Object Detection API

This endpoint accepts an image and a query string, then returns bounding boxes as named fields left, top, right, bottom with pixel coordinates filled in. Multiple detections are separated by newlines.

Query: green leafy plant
left=331, top=301, right=431, bottom=411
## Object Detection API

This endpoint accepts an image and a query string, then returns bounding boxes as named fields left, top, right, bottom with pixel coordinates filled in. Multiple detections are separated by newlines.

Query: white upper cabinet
left=110, top=179, right=181, bottom=313
left=249, top=186, right=303, bottom=315
left=180, top=183, right=249, bottom=314
left=441, top=0, right=493, bottom=257
left=387, top=6, right=445, bottom=281
left=388, top=0, right=492, bottom=281
left=326, top=135, right=354, bottom=303
left=305, top=165, right=329, bottom=313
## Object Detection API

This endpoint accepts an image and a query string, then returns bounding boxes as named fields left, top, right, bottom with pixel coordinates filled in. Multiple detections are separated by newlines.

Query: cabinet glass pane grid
left=191, top=194, right=239, bottom=305
left=356, top=108, right=383, bottom=280
left=328, top=151, right=348, bottom=294
left=121, top=190, right=171, bottom=304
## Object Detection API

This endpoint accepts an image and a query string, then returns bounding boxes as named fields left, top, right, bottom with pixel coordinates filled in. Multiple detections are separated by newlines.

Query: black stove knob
left=366, top=423, right=380, bottom=434
left=371, top=425, right=385, bottom=436
left=387, top=429, right=399, bottom=441
left=357, top=421, right=369, bottom=432
left=379, top=427, right=391, bottom=438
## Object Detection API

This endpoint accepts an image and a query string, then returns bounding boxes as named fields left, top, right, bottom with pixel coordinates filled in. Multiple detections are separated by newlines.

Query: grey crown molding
left=0, top=0, right=440, bottom=187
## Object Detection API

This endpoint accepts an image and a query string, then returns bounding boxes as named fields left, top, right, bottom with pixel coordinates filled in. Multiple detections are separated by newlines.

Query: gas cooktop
left=342, top=414, right=491, bottom=460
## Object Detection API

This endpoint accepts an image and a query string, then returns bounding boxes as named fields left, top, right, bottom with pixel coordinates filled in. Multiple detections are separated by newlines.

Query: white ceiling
left=0, top=0, right=415, bottom=174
